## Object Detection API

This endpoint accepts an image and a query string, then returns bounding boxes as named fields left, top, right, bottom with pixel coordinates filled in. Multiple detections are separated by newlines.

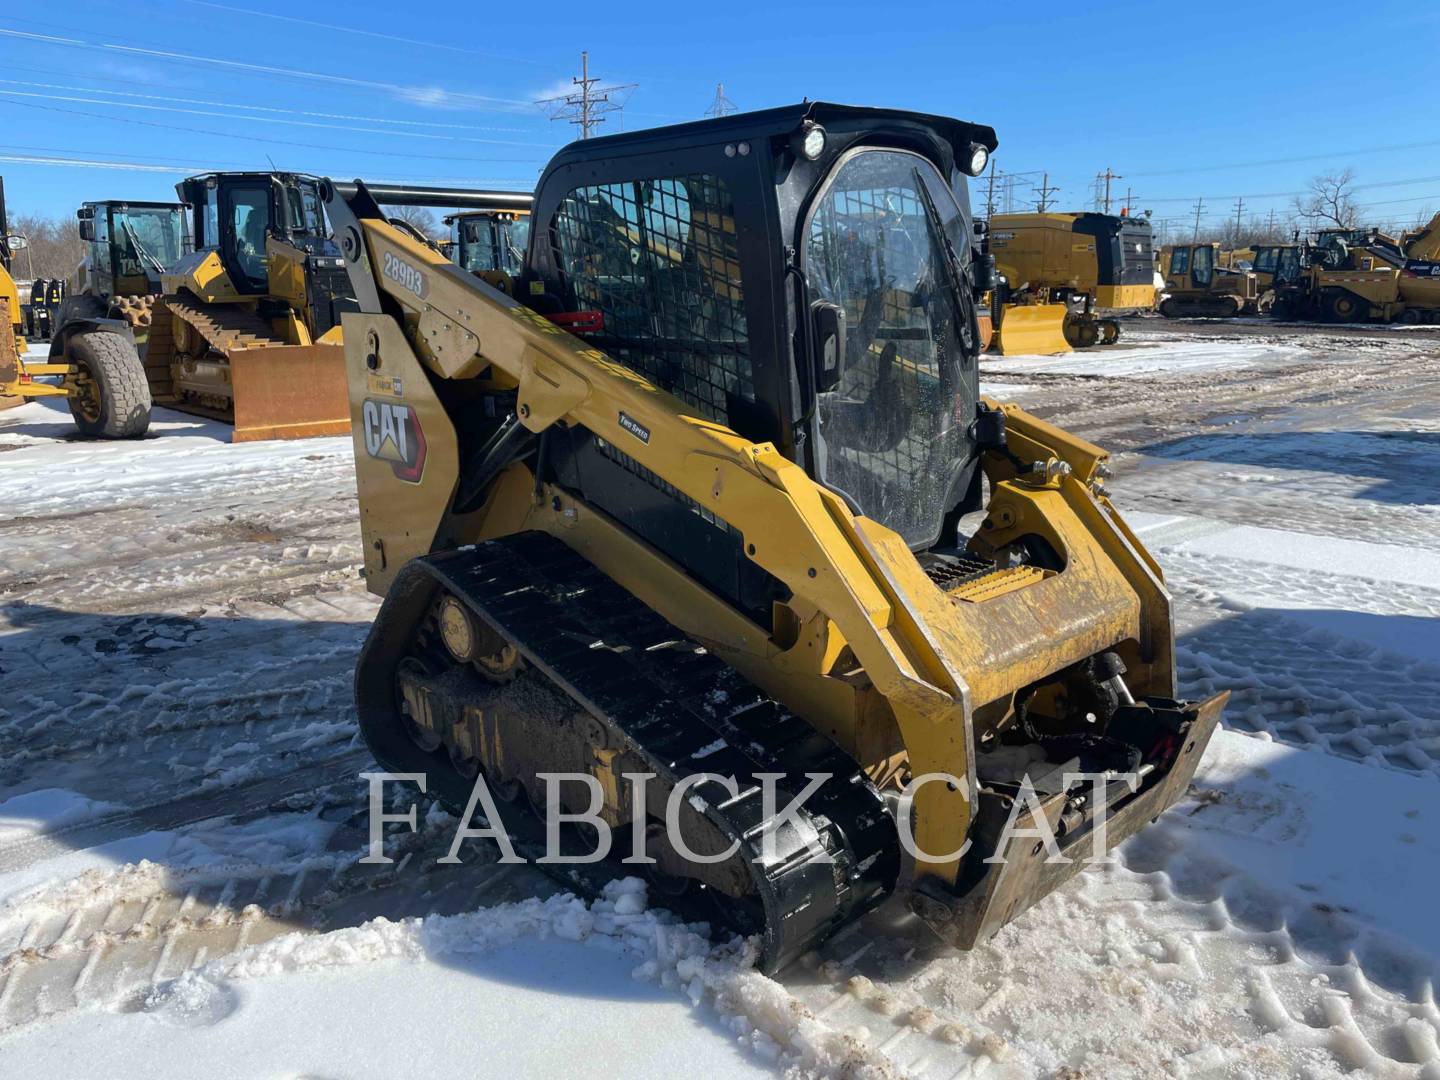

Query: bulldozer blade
left=995, top=303, right=1072, bottom=356
left=226, top=342, right=351, bottom=443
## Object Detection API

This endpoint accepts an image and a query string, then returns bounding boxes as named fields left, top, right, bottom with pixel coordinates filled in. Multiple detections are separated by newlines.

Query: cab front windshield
left=457, top=214, right=530, bottom=275
left=111, top=206, right=185, bottom=275
left=805, top=149, right=977, bottom=548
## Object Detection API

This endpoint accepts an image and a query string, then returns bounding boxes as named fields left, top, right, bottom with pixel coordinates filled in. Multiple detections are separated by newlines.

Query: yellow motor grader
left=327, top=102, right=1226, bottom=972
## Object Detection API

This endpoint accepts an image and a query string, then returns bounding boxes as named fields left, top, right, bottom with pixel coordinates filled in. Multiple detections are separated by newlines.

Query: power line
left=0, top=87, right=556, bottom=148
left=536, top=52, right=636, bottom=139
left=1094, top=167, right=1121, bottom=213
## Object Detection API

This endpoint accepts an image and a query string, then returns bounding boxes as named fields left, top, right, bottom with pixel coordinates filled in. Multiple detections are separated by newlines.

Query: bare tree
left=1291, top=169, right=1359, bottom=230
left=6, top=213, right=86, bottom=280
left=382, top=205, right=442, bottom=241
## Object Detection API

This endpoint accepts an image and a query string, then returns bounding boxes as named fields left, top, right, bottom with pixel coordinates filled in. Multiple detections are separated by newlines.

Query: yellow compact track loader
left=1, top=178, right=153, bottom=437
left=1158, top=242, right=1265, bottom=318
left=328, top=103, right=1226, bottom=972
left=987, top=212, right=1156, bottom=354
left=445, top=194, right=533, bottom=293
left=143, top=171, right=358, bottom=442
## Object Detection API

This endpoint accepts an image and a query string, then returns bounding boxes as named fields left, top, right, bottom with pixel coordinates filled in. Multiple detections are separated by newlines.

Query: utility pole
left=1095, top=168, right=1122, bottom=214
left=1123, top=186, right=1134, bottom=216
left=1266, top=208, right=1276, bottom=238
left=705, top=83, right=737, bottom=118
left=536, top=52, right=637, bottom=139
left=1034, top=173, right=1059, bottom=213
left=1231, top=197, right=1245, bottom=245
left=1191, top=197, right=1205, bottom=242
left=984, top=160, right=1001, bottom=219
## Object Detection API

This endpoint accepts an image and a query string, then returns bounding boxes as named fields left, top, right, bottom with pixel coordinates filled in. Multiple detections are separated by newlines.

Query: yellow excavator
left=326, top=103, right=1226, bottom=972
left=2, top=178, right=153, bottom=436
left=987, top=212, right=1156, bottom=354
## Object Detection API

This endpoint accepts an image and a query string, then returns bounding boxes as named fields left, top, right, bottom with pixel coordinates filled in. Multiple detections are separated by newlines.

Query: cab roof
left=543, top=101, right=997, bottom=178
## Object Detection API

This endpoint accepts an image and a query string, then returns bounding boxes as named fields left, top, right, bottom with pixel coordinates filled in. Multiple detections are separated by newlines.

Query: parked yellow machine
left=1, top=177, right=153, bottom=436
left=1158, top=242, right=1265, bottom=318
left=444, top=194, right=533, bottom=292
left=1273, top=213, right=1440, bottom=323
left=325, top=103, right=1226, bottom=973
left=987, top=211, right=1156, bottom=353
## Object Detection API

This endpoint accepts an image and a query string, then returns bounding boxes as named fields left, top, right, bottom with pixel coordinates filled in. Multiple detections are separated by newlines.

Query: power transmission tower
left=536, top=52, right=636, bottom=139
left=705, top=83, right=737, bottom=118
left=1094, top=168, right=1122, bottom=213
left=1191, top=197, right=1205, bottom=241
left=1034, top=173, right=1059, bottom=213
left=1231, top=197, right=1245, bottom=245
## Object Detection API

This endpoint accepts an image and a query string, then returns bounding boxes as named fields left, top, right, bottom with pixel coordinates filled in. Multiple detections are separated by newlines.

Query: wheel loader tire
left=1220, top=297, right=1240, bottom=318
left=66, top=331, right=151, bottom=439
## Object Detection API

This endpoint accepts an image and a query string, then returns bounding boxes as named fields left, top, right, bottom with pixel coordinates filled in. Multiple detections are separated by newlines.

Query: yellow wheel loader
left=1158, top=242, right=1265, bottom=318
left=326, top=102, right=1226, bottom=973
left=1, top=179, right=152, bottom=437
left=987, top=212, right=1156, bottom=354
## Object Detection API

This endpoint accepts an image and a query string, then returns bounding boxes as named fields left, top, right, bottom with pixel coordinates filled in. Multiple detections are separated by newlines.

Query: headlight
left=963, top=142, right=989, bottom=176
left=797, top=122, right=826, bottom=161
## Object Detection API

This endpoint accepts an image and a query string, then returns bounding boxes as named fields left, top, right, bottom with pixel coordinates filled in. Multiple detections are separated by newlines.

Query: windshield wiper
left=121, top=219, right=168, bottom=278
left=911, top=168, right=978, bottom=351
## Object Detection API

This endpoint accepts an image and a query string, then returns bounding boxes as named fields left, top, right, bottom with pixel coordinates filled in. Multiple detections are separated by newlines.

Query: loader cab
left=527, top=104, right=996, bottom=615
left=1252, top=244, right=1302, bottom=286
left=74, top=201, right=188, bottom=297
left=447, top=208, right=532, bottom=278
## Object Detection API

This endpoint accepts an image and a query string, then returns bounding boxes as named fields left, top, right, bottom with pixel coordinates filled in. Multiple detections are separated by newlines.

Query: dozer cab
left=444, top=193, right=533, bottom=293
left=1, top=178, right=153, bottom=437
left=1158, top=241, right=1264, bottom=318
left=1272, top=216, right=1440, bottom=324
left=143, top=171, right=358, bottom=441
left=327, top=102, right=1226, bottom=973
left=988, top=211, right=1156, bottom=353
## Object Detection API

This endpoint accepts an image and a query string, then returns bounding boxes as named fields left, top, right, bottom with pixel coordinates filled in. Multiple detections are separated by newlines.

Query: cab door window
left=1192, top=244, right=1214, bottom=286
left=226, top=184, right=271, bottom=290
left=1169, top=246, right=1190, bottom=276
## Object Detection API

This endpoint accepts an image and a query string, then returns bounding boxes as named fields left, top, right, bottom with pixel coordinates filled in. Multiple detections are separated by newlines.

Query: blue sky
left=2, top=0, right=1437, bottom=239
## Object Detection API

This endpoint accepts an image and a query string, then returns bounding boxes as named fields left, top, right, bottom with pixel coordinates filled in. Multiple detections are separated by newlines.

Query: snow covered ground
left=1, top=323, right=1438, bottom=1077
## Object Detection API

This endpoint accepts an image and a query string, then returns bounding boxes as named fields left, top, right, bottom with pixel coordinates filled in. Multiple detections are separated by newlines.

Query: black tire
left=1323, top=289, right=1366, bottom=324
left=1159, top=298, right=1178, bottom=319
left=66, top=331, right=151, bottom=439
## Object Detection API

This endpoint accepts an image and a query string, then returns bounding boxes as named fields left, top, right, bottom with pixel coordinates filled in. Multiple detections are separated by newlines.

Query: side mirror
left=5, top=234, right=27, bottom=251
left=78, top=220, right=95, bottom=242
left=811, top=300, right=846, bottom=393
left=76, top=207, right=94, bottom=221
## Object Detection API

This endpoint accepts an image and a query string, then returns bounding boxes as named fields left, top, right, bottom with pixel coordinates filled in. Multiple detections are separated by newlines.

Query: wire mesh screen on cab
left=552, top=174, right=755, bottom=427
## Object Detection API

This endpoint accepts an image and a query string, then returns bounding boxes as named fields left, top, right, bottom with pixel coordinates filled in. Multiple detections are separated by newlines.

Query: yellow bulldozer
left=323, top=102, right=1226, bottom=972
left=141, top=171, right=359, bottom=442
left=985, top=211, right=1156, bottom=354
left=1271, top=214, right=1440, bottom=324
left=1158, top=241, right=1266, bottom=318
left=2, top=178, right=154, bottom=437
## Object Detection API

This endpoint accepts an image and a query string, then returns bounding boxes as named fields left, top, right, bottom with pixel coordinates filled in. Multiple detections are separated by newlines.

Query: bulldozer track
left=160, top=297, right=290, bottom=357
